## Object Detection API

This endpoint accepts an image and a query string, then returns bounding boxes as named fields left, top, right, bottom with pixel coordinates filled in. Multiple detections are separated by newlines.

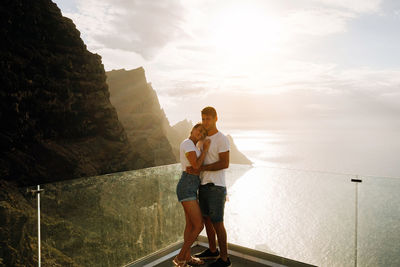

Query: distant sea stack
left=227, top=134, right=253, bottom=165
left=106, top=68, right=176, bottom=167
left=167, top=120, right=252, bottom=165
left=0, top=0, right=142, bottom=186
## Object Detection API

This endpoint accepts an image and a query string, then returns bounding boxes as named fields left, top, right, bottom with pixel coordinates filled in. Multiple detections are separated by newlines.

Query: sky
left=53, top=0, right=400, bottom=132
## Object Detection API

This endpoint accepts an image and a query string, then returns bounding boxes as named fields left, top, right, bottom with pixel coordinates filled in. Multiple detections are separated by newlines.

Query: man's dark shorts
left=199, top=183, right=227, bottom=223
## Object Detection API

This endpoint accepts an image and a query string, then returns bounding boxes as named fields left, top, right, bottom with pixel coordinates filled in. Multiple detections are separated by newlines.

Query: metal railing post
left=30, top=185, right=44, bottom=267
left=37, top=185, right=41, bottom=267
left=351, top=176, right=362, bottom=267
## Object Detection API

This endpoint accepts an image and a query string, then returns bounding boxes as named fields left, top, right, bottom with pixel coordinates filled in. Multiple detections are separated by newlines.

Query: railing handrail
left=250, top=163, right=400, bottom=180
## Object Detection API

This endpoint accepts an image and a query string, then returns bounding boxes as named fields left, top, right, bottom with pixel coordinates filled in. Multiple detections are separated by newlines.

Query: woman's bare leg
left=183, top=210, right=192, bottom=260
left=176, top=200, right=204, bottom=261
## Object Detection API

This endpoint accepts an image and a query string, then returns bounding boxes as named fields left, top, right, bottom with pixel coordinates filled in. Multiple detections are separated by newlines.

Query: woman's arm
left=186, top=151, right=229, bottom=174
left=185, top=139, right=210, bottom=169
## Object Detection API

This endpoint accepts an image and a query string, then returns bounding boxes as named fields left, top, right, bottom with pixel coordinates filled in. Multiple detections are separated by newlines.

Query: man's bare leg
left=213, top=221, right=228, bottom=261
left=204, top=215, right=218, bottom=252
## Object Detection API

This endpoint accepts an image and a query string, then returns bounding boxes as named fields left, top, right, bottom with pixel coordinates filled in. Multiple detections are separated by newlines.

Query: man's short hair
left=201, top=106, right=217, bottom=118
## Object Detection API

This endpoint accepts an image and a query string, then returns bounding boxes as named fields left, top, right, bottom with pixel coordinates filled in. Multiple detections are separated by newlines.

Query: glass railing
left=0, top=181, right=40, bottom=267
left=358, top=175, right=400, bottom=267
left=27, top=164, right=184, bottom=267
left=200, top=165, right=400, bottom=267
left=2, top=164, right=399, bottom=266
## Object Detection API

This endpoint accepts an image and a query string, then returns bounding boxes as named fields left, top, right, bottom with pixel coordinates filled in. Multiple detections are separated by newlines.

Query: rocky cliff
left=0, top=0, right=147, bottom=186
left=0, top=2, right=175, bottom=265
left=106, top=68, right=176, bottom=167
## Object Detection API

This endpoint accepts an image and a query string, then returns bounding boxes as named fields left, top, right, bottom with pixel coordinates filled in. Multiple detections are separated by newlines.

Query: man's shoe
left=209, top=257, right=232, bottom=267
left=193, top=248, right=220, bottom=260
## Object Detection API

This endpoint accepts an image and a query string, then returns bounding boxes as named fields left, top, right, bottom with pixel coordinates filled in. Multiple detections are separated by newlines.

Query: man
left=187, top=106, right=231, bottom=267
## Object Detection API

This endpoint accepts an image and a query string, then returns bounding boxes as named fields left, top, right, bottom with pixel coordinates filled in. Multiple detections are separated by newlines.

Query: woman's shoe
left=187, top=256, right=205, bottom=266
left=173, top=256, right=188, bottom=267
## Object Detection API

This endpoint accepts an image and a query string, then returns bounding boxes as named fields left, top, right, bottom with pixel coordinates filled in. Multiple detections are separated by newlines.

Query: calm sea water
left=205, top=129, right=400, bottom=266
left=230, top=129, right=400, bottom=177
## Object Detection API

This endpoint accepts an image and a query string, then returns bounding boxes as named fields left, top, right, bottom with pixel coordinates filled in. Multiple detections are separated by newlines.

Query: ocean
left=203, top=129, right=400, bottom=266
left=230, top=128, right=400, bottom=177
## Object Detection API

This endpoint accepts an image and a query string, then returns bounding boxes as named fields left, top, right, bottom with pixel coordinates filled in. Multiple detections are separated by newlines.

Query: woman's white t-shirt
left=180, top=139, right=201, bottom=171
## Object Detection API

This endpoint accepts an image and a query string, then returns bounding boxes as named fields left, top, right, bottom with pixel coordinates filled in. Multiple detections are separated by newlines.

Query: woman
left=173, top=123, right=210, bottom=267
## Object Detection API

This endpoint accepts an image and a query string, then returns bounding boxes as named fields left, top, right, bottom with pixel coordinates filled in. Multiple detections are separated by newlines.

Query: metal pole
left=37, top=185, right=41, bottom=267
left=354, top=181, right=358, bottom=267
left=351, top=177, right=362, bottom=267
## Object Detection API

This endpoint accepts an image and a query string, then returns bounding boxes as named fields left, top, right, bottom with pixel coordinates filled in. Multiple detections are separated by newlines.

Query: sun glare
left=210, top=5, right=283, bottom=59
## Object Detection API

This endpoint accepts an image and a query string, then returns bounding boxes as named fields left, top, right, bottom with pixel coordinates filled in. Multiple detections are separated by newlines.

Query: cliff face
left=0, top=0, right=143, bottom=186
left=106, top=68, right=176, bottom=167
left=0, top=181, right=38, bottom=267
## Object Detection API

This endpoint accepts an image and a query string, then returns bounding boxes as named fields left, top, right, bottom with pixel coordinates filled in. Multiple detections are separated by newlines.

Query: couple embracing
left=174, top=106, right=231, bottom=267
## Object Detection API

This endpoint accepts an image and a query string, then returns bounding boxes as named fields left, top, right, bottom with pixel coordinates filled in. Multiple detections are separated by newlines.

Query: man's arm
left=200, top=151, right=229, bottom=171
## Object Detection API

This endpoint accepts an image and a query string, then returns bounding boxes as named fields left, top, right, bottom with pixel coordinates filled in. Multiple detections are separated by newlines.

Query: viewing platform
left=126, top=235, right=315, bottom=267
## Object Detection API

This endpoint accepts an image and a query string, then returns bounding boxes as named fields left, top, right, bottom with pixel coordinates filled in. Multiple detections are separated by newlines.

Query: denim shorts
left=176, top=172, right=201, bottom=202
left=199, top=183, right=227, bottom=223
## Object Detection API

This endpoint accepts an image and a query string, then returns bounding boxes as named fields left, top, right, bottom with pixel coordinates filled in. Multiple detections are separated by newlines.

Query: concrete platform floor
left=154, top=245, right=270, bottom=267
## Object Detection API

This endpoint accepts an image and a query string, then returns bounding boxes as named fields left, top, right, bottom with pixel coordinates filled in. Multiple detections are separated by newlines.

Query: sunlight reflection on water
left=200, top=164, right=400, bottom=267
left=230, top=129, right=400, bottom=177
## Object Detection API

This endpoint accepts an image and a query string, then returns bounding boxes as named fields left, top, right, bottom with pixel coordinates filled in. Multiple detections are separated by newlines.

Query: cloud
left=93, top=48, right=147, bottom=71
left=310, top=0, right=382, bottom=13
left=285, top=8, right=354, bottom=36
left=176, top=44, right=214, bottom=53
left=64, top=0, right=186, bottom=60
left=158, top=81, right=209, bottom=98
left=282, top=0, right=381, bottom=37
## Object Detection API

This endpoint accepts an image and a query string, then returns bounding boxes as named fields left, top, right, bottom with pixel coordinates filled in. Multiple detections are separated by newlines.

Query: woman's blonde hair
left=190, top=123, right=207, bottom=139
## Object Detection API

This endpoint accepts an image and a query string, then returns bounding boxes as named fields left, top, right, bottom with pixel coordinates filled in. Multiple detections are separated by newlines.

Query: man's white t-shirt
left=200, top=131, right=230, bottom=186
left=180, top=138, right=201, bottom=171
